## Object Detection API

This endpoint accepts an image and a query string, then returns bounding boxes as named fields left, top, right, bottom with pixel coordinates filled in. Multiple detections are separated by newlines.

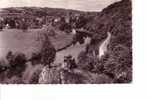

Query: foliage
left=6, top=51, right=27, bottom=78
left=0, top=51, right=28, bottom=83
left=78, top=0, right=132, bottom=83
left=101, top=44, right=132, bottom=83
left=40, top=34, right=56, bottom=65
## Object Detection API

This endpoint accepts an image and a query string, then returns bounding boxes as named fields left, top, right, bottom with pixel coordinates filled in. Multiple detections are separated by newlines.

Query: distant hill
left=0, top=7, right=98, bottom=17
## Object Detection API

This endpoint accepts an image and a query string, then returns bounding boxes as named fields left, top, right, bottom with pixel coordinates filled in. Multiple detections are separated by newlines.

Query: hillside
left=78, top=0, right=132, bottom=83
left=85, top=0, right=132, bottom=48
left=0, top=7, right=97, bottom=17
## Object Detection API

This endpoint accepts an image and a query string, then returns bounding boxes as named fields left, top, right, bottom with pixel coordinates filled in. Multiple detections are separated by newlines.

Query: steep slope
left=79, top=0, right=132, bottom=83
left=85, top=0, right=132, bottom=48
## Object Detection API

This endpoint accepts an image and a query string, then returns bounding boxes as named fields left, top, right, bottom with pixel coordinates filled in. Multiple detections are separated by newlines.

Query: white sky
left=0, top=0, right=121, bottom=11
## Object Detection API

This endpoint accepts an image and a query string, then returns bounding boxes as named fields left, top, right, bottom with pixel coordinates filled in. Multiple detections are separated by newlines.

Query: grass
left=0, top=28, right=87, bottom=63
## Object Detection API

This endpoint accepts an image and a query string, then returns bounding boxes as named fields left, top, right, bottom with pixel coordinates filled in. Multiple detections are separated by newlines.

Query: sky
left=0, top=0, right=121, bottom=11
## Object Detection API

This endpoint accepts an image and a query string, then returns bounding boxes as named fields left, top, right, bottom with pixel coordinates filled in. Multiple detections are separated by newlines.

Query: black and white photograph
left=0, top=0, right=132, bottom=84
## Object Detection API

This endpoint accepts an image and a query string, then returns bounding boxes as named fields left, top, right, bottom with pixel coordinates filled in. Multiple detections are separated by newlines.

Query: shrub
left=6, top=51, right=27, bottom=78
left=77, top=51, right=97, bottom=71
left=102, top=44, right=132, bottom=83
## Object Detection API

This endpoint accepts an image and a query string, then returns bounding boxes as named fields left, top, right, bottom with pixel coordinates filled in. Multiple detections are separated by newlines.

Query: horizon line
left=0, top=6, right=102, bottom=12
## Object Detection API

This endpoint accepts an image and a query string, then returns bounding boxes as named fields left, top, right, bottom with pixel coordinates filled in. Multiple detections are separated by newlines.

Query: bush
left=0, top=51, right=29, bottom=83
left=5, top=51, right=27, bottom=78
left=101, top=44, right=132, bottom=83
left=77, top=43, right=132, bottom=83
left=77, top=51, right=98, bottom=71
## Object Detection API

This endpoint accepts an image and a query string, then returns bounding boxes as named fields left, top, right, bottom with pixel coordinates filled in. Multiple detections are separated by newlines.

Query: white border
left=1, top=0, right=149, bottom=100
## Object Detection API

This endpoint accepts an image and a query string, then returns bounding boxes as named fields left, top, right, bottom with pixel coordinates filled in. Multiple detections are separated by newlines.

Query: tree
left=40, top=34, right=56, bottom=66
left=21, top=19, right=28, bottom=32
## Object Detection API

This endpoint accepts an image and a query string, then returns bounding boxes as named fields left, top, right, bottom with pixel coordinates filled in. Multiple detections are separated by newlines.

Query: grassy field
left=0, top=29, right=87, bottom=63
left=0, top=29, right=42, bottom=59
